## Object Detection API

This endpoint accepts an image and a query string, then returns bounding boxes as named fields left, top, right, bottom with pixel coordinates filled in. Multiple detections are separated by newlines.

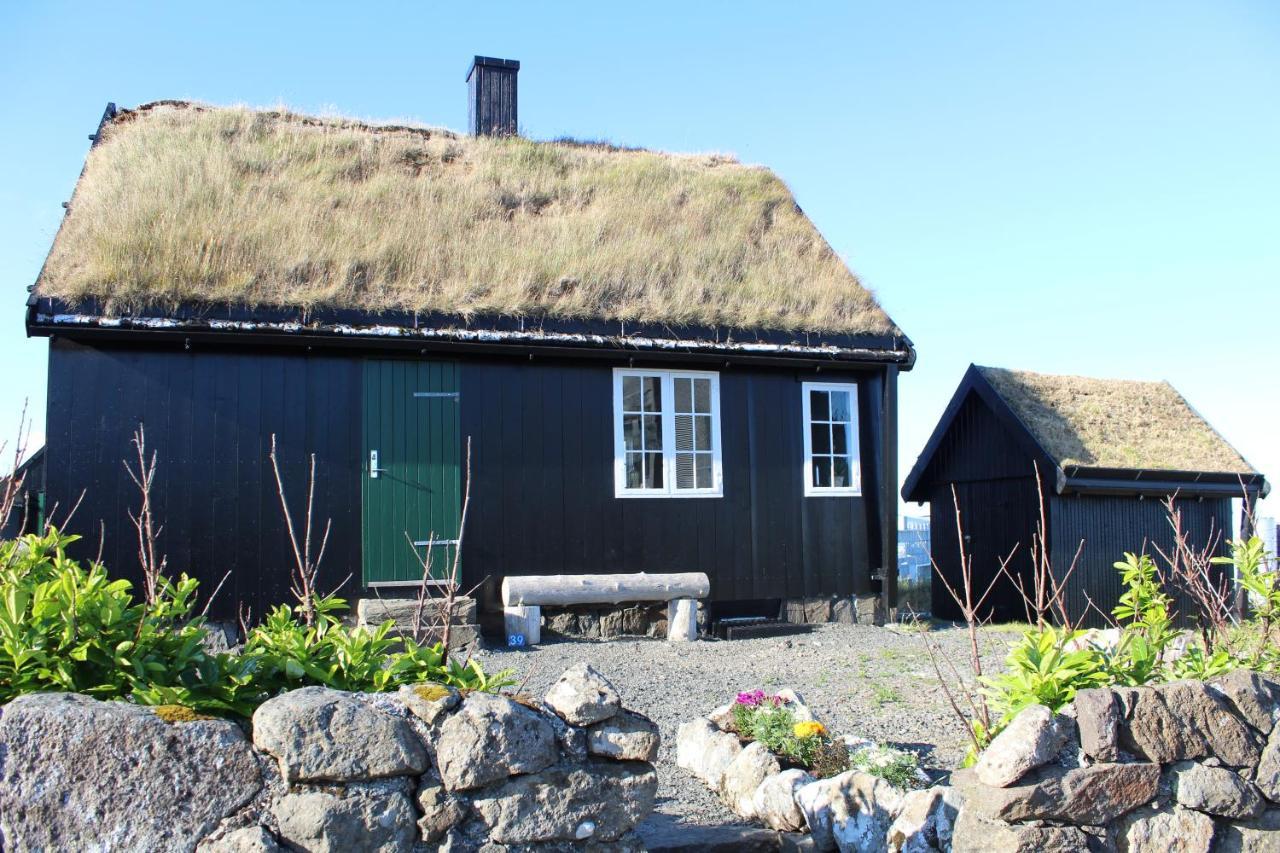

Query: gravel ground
left=473, top=622, right=1021, bottom=834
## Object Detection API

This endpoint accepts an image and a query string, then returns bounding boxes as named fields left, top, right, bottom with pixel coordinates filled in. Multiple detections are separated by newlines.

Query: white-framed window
left=802, top=382, right=861, bottom=496
left=613, top=368, right=722, bottom=498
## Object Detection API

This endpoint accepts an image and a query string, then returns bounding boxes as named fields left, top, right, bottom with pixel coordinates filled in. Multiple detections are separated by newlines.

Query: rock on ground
left=1119, top=681, right=1261, bottom=767
left=434, top=692, right=559, bottom=790
left=720, top=742, right=781, bottom=819
left=0, top=693, right=262, bottom=853
left=887, top=786, right=961, bottom=853
left=676, top=717, right=744, bottom=791
left=753, top=769, right=813, bottom=832
left=544, top=662, right=623, bottom=725
left=1211, top=670, right=1280, bottom=735
left=974, top=704, right=1073, bottom=788
left=271, top=783, right=417, bottom=853
left=470, top=760, right=658, bottom=844
left=1215, top=808, right=1280, bottom=853
left=1074, top=688, right=1122, bottom=762
left=251, top=687, right=427, bottom=782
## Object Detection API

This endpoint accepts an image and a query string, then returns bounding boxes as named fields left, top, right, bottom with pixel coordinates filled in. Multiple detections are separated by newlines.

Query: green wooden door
left=362, top=359, right=460, bottom=585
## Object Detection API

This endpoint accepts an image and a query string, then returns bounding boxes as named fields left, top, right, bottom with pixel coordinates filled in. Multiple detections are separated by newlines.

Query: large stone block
left=470, top=760, right=658, bottom=844
left=544, top=662, right=623, bottom=725
left=974, top=704, right=1074, bottom=787
left=355, top=596, right=477, bottom=628
left=1120, top=681, right=1261, bottom=767
left=676, top=717, right=743, bottom=790
left=1074, top=688, right=1123, bottom=762
left=951, top=809, right=1092, bottom=853
left=1216, top=808, right=1280, bottom=853
left=272, top=783, right=417, bottom=853
left=1169, top=760, right=1265, bottom=819
left=0, top=693, right=262, bottom=853
left=1112, top=804, right=1215, bottom=853
left=587, top=708, right=661, bottom=761
left=1210, top=669, right=1280, bottom=735
left=952, top=761, right=1159, bottom=825
left=720, top=742, right=781, bottom=819
left=435, top=692, right=558, bottom=790
left=252, top=687, right=428, bottom=783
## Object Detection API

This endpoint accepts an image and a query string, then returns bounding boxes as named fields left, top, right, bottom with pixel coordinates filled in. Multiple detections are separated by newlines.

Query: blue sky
left=2, top=1, right=1277, bottom=516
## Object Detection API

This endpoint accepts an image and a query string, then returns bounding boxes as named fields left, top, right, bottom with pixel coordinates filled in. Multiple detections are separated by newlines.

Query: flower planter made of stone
left=677, top=688, right=946, bottom=852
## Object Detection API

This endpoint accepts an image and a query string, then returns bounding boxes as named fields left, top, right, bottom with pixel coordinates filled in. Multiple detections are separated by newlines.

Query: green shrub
left=0, top=529, right=511, bottom=716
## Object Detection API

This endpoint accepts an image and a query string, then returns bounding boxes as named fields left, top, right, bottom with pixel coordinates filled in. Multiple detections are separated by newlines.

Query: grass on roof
left=37, top=102, right=896, bottom=336
left=979, top=366, right=1254, bottom=474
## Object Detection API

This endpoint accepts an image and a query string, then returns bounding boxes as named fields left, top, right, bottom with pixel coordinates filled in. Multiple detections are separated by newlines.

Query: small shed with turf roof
left=902, top=364, right=1268, bottom=627
left=22, top=59, right=915, bottom=636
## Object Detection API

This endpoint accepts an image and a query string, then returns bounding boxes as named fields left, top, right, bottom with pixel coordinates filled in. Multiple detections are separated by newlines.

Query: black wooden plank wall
left=1050, top=494, right=1232, bottom=629
left=44, top=340, right=362, bottom=621
left=458, top=359, right=879, bottom=610
left=42, top=342, right=886, bottom=618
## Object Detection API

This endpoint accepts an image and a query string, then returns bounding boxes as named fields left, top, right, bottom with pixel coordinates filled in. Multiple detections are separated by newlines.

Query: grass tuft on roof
left=979, top=366, right=1255, bottom=474
left=36, top=102, right=896, bottom=336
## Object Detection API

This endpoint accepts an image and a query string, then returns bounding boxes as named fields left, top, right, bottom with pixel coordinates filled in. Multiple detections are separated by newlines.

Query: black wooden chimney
left=467, top=56, right=519, bottom=136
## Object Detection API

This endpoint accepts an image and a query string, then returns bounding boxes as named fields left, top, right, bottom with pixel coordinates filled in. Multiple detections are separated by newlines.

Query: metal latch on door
left=369, top=449, right=388, bottom=479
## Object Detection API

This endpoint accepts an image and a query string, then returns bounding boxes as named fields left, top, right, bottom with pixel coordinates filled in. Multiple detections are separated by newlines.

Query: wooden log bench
left=500, top=572, right=711, bottom=647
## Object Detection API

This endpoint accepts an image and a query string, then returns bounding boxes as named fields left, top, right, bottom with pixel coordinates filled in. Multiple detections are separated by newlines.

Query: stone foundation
left=541, top=602, right=676, bottom=639
left=782, top=595, right=885, bottom=627
left=0, top=664, right=658, bottom=851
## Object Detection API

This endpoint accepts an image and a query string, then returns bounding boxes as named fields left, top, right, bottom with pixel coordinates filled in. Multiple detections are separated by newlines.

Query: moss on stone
left=150, top=704, right=216, bottom=724
left=413, top=684, right=452, bottom=703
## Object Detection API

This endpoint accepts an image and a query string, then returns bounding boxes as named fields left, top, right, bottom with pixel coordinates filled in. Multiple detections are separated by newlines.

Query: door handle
left=370, top=449, right=387, bottom=479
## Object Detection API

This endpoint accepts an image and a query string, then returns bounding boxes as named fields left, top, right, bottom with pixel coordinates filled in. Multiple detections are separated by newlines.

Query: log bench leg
left=504, top=605, right=541, bottom=648
left=668, top=598, right=697, bottom=642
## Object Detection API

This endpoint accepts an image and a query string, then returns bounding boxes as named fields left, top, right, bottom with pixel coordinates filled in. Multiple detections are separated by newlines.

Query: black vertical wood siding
left=1049, top=494, right=1232, bottom=629
left=42, top=341, right=889, bottom=619
left=44, top=339, right=362, bottom=621
left=459, top=358, right=880, bottom=611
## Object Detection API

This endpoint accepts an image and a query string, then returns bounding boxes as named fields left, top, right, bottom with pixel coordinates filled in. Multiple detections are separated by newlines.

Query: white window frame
left=612, top=368, right=723, bottom=498
left=802, top=381, right=862, bottom=497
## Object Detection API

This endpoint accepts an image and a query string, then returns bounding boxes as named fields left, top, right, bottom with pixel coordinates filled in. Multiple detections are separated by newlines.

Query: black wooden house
left=22, top=60, right=914, bottom=630
left=902, top=365, right=1268, bottom=627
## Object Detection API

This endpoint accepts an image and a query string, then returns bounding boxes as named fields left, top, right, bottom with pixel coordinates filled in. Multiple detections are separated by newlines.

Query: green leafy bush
left=0, top=529, right=510, bottom=716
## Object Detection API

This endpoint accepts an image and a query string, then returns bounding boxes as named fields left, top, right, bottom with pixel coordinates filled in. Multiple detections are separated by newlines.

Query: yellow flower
left=793, top=721, right=826, bottom=739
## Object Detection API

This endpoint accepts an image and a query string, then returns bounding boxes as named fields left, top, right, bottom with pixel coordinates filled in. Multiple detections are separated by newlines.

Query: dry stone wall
left=677, top=670, right=1280, bottom=852
left=0, top=663, right=658, bottom=852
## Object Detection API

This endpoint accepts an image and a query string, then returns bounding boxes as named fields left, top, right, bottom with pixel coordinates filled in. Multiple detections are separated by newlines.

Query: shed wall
left=1049, top=494, right=1232, bottom=629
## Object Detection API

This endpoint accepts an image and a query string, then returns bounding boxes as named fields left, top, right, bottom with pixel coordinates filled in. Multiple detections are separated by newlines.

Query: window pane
left=694, top=415, right=712, bottom=451
left=674, top=377, right=692, bottom=413
left=626, top=452, right=644, bottom=488
left=675, top=414, right=694, bottom=451
left=831, top=422, right=848, bottom=455
left=643, top=415, right=663, bottom=450
left=812, top=457, right=832, bottom=488
left=693, top=378, right=711, bottom=413
left=675, top=453, right=695, bottom=489
left=642, top=376, right=662, bottom=413
left=810, top=390, right=829, bottom=421
left=833, top=456, right=851, bottom=488
left=644, top=452, right=663, bottom=488
left=830, top=389, right=851, bottom=422
left=695, top=453, right=712, bottom=489
left=623, top=376, right=641, bottom=412
left=623, top=413, right=643, bottom=451
left=811, top=423, right=831, bottom=454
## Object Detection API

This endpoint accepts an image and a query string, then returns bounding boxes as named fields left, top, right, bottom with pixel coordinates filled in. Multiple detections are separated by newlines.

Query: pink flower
left=735, top=689, right=767, bottom=706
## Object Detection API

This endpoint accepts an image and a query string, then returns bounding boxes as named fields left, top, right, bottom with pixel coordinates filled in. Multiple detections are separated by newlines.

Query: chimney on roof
left=467, top=56, right=519, bottom=136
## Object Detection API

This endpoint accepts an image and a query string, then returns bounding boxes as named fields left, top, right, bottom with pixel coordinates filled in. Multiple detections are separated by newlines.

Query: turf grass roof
left=34, top=101, right=899, bottom=339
